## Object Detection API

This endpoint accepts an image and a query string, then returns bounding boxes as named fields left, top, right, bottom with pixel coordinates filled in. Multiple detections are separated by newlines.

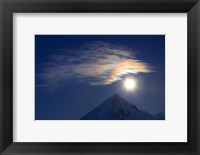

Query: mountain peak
left=80, top=94, right=165, bottom=120
left=110, top=93, right=121, bottom=99
left=107, top=93, right=125, bottom=105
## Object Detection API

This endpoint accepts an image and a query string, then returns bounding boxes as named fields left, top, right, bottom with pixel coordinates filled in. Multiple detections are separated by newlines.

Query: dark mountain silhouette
left=80, top=93, right=165, bottom=120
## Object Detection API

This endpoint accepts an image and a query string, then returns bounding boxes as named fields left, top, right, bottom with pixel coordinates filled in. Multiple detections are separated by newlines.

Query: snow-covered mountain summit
left=80, top=93, right=165, bottom=120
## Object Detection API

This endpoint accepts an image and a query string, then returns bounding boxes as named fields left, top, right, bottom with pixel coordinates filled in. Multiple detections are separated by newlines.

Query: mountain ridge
left=80, top=93, right=165, bottom=120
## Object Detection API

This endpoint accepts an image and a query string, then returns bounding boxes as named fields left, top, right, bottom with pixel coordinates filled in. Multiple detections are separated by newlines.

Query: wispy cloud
left=38, top=41, right=152, bottom=87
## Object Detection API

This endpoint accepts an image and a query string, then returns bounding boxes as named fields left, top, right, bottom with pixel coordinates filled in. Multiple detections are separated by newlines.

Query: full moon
left=123, top=78, right=137, bottom=91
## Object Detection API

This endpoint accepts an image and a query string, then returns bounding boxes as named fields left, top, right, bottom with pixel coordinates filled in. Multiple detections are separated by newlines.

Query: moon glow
left=123, top=78, right=137, bottom=91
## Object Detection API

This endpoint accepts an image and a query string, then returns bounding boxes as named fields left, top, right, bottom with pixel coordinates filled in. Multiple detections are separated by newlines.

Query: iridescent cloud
left=39, top=41, right=152, bottom=86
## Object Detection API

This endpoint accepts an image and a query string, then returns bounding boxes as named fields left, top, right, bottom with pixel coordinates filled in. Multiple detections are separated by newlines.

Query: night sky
left=35, top=35, right=165, bottom=120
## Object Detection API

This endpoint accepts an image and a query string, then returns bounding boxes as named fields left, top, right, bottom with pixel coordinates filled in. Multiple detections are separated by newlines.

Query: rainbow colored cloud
left=40, top=41, right=152, bottom=86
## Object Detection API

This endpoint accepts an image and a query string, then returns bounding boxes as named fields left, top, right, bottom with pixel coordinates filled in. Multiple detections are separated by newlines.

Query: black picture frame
left=0, top=0, right=200, bottom=154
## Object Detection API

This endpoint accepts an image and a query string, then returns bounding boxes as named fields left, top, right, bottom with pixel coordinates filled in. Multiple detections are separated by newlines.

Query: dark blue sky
left=35, top=35, right=165, bottom=120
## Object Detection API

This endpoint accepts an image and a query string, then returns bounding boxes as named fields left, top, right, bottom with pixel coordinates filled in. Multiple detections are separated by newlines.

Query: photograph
left=35, top=35, right=165, bottom=120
